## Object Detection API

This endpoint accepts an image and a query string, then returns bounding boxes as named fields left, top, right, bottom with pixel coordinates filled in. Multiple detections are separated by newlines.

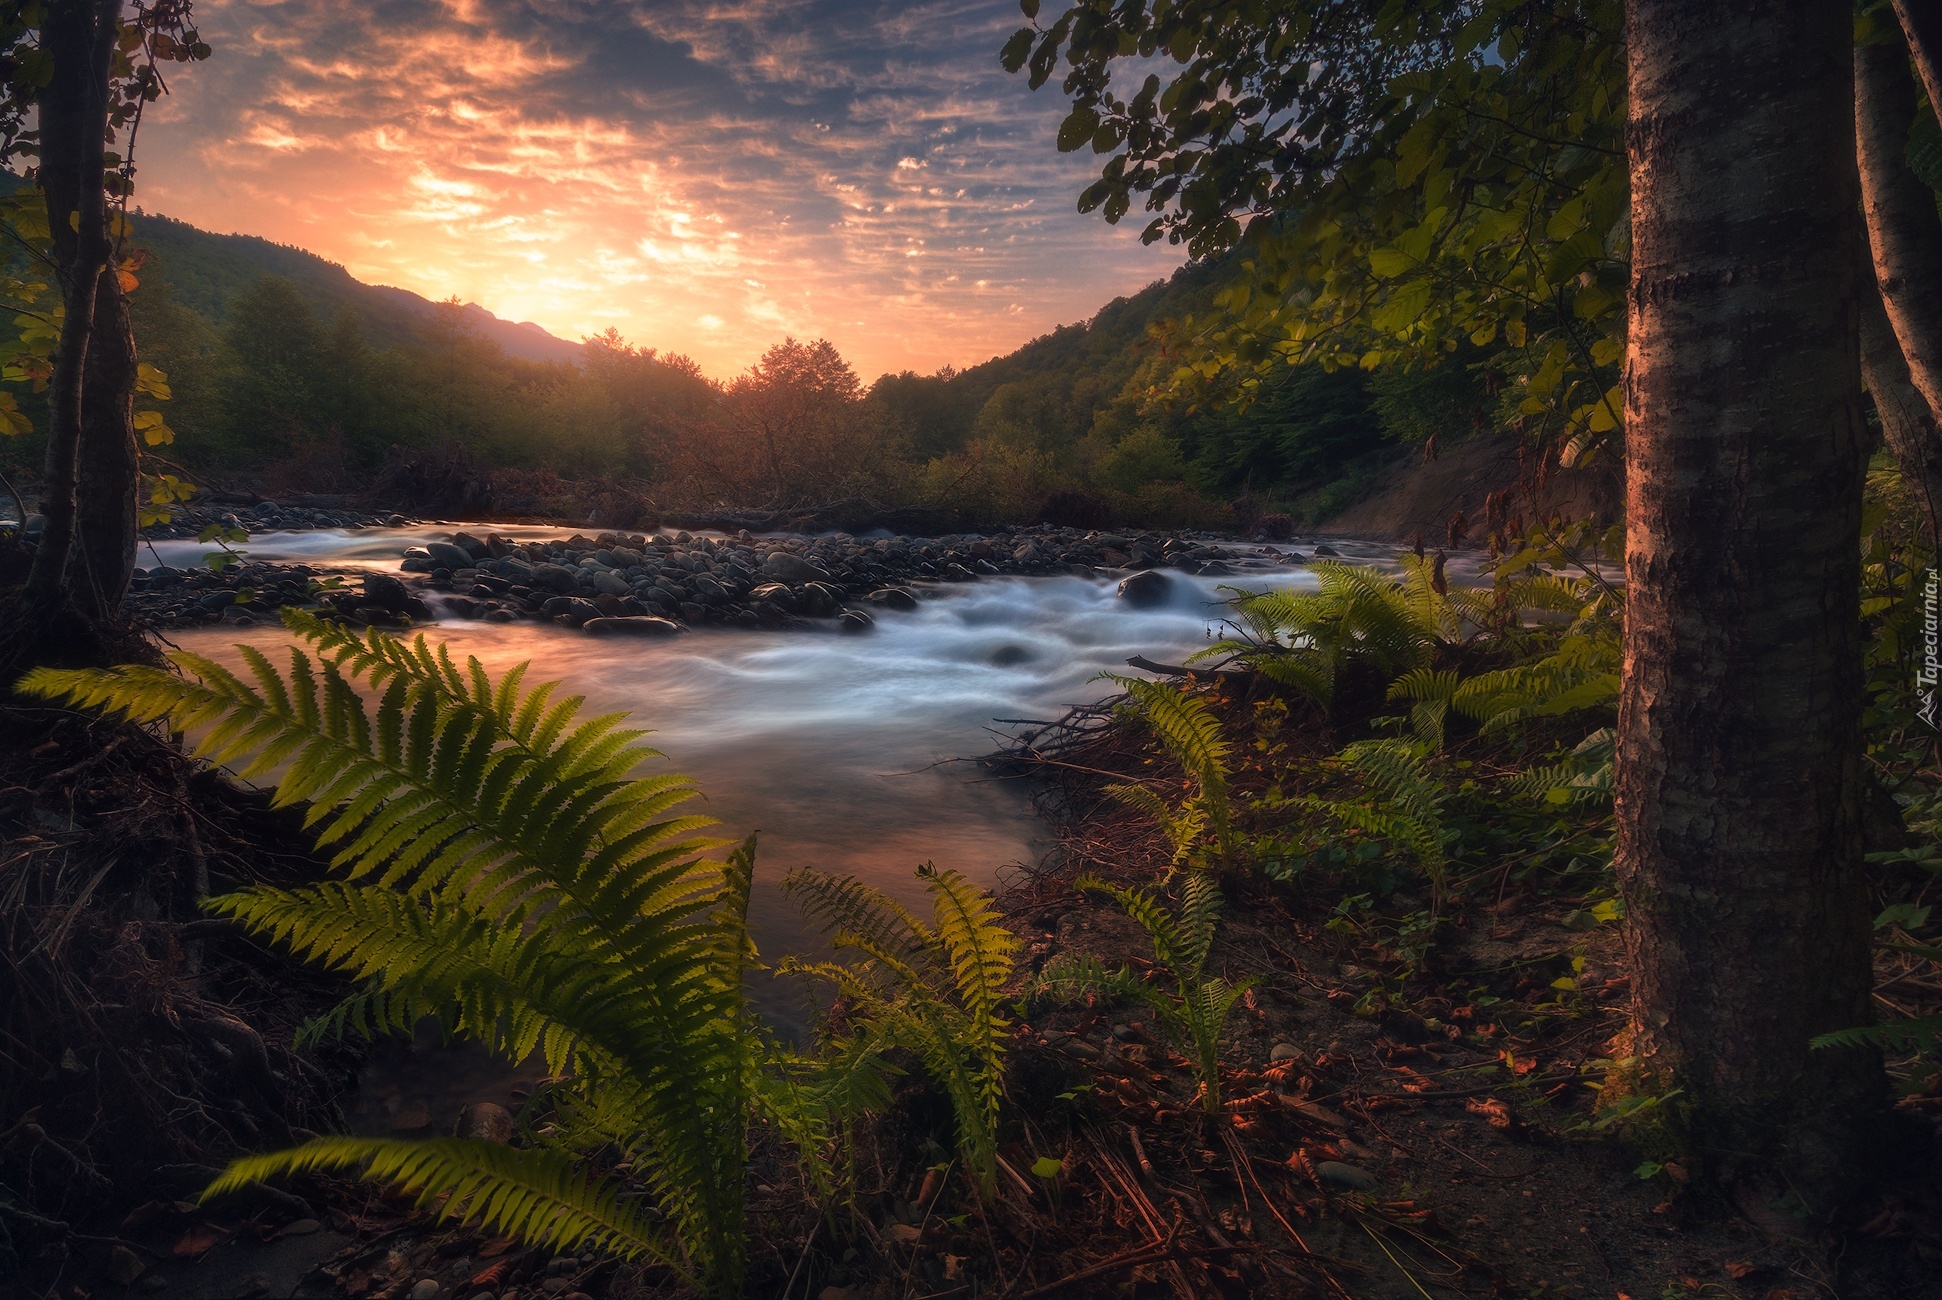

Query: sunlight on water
left=161, top=528, right=1373, bottom=1120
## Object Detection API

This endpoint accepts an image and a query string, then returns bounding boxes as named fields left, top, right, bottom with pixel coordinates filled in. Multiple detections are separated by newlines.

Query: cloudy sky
left=130, top=0, right=1185, bottom=380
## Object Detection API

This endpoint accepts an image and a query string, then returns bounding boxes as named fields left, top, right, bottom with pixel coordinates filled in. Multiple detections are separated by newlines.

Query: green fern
left=1510, top=728, right=1615, bottom=805
left=1303, top=738, right=1452, bottom=903
left=17, top=610, right=841, bottom=1298
left=1038, top=871, right=1254, bottom=1114
left=780, top=864, right=1019, bottom=1196
left=1193, top=559, right=1464, bottom=707
left=1811, top=1016, right=1942, bottom=1051
left=1098, top=674, right=1237, bottom=868
left=1388, top=586, right=1620, bottom=737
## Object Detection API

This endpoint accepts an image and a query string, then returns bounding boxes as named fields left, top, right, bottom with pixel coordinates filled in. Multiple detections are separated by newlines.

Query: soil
left=0, top=690, right=364, bottom=1296
left=1315, top=432, right=1623, bottom=547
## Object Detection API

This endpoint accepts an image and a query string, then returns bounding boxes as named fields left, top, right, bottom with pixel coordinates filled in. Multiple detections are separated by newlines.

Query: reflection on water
left=167, top=529, right=1367, bottom=1129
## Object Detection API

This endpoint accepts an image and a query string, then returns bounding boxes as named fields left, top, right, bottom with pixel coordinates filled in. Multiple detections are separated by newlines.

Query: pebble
left=281, top=1218, right=322, bottom=1235
left=1315, top=1160, right=1376, bottom=1191
left=410, top=1280, right=442, bottom=1300
left=1270, top=1042, right=1301, bottom=1061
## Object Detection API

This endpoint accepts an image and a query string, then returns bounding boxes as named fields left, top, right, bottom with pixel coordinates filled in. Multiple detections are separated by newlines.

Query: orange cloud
left=130, top=0, right=1183, bottom=380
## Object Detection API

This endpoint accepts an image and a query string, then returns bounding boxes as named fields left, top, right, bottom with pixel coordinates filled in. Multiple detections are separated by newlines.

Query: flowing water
left=156, top=527, right=1404, bottom=1133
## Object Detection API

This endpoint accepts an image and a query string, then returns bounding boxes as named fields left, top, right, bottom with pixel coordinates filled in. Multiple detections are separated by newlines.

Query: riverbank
left=126, top=523, right=1331, bottom=635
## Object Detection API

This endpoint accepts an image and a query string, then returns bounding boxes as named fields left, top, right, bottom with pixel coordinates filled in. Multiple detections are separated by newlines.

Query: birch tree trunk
left=1858, top=31, right=1942, bottom=425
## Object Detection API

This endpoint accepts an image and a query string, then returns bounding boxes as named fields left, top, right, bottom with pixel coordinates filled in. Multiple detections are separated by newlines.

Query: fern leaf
left=205, top=1138, right=674, bottom=1268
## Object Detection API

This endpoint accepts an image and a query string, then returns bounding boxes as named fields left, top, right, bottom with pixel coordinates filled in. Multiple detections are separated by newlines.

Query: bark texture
left=1858, top=33, right=1942, bottom=424
left=1891, top=0, right=1942, bottom=119
left=74, top=265, right=139, bottom=619
left=1618, top=0, right=1885, bottom=1199
left=1860, top=264, right=1942, bottom=548
left=22, top=0, right=116, bottom=609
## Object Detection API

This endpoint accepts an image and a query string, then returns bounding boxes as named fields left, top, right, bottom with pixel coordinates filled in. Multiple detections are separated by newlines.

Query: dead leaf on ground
left=172, top=1224, right=230, bottom=1258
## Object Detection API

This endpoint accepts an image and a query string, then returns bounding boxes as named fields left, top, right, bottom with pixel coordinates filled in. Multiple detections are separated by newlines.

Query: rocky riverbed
left=128, top=524, right=1336, bottom=634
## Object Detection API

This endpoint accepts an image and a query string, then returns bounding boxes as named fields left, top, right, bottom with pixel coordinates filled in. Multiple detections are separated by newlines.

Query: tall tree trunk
left=1618, top=0, right=1886, bottom=1206
left=22, top=0, right=117, bottom=612
left=74, top=265, right=139, bottom=620
left=1860, top=261, right=1942, bottom=549
left=1891, top=0, right=1942, bottom=118
left=1858, top=31, right=1942, bottom=424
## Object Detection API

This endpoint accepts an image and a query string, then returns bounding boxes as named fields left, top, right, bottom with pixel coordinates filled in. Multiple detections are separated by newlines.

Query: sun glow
left=131, top=0, right=1181, bottom=378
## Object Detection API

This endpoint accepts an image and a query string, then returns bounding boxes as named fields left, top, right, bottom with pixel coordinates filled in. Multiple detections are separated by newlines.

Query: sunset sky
left=131, top=0, right=1186, bottom=381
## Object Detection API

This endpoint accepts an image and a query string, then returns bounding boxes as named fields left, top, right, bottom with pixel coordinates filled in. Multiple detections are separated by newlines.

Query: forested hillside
left=1, top=200, right=1494, bottom=530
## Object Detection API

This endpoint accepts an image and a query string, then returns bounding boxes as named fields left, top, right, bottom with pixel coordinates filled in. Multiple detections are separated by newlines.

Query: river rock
left=867, top=587, right=918, bottom=611
left=1315, top=1161, right=1376, bottom=1191
left=762, top=552, right=827, bottom=584
left=1117, top=570, right=1172, bottom=607
left=1313, top=543, right=1340, bottom=557
left=583, top=616, right=681, bottom=637
left=363, top=572, right=411, bottom=613
left=591, top=570, right=631, bottom=597
left=749, top=582, right=797, bottom=613
left=838, top=609, right=875, bottom=634
left=426, top=541, right=474, bottom=570
left=410, top=1280, right=441, bottom=1300
left=530, top=563, right=578, bottom=594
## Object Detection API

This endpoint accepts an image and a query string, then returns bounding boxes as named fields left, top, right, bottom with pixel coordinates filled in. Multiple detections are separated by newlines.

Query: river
left=152, top=526, right=1382, bottom=1132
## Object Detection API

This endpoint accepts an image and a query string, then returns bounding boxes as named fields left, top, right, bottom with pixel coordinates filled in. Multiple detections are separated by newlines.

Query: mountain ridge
left=130, top=210, right=586, bottom=363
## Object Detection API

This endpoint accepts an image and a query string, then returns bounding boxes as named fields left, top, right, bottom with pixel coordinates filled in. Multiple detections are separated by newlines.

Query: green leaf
left=1030, top=1155, right=1064, bottom=1179
left=1057, top=105, right=1100, bottom=153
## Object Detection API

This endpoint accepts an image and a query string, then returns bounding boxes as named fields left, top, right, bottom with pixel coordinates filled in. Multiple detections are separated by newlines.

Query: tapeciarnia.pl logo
left=1921, top=568, right=1941, bottom=730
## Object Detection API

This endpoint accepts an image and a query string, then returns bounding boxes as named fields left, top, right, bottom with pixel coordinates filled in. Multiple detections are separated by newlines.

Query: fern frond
left=1811, top=1015, right=1942, bottom=1050
left=205, top=1138, right=673, bottom=1268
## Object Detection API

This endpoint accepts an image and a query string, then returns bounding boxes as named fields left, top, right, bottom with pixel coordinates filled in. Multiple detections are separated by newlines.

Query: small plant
left=1038, top=871, right=1256, bottom=1113
left=1194, top=558, right=1469, bottom=707
left=781, top=864, right=1020, bottom=1196
left=1303, top=737, right=1453, bottom=906
left=1811, top=871, right=1942, bottom=1092
left=18, top=610, right=875, bottom=1299
left=1099, top=673, right=1238, bottom=869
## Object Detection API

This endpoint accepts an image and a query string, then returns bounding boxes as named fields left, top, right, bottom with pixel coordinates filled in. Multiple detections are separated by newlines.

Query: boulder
left=1117, top=570, right=1172, bottom=608
left=1313, top=543, right=1341, bottom=557
left=591, top=570, right=632, bottom=597
left=426, top=541, right=474, bottom=569
left=749, top=581, right=797, bottom=613
left=838, top=609, right=875, bottom=634
left=762, top=551, right=827, bottom=584
left=867, top=587, right=918, bottom=611
left=529, top=563, right=578, bottom=594
left=362, top=572, right=411, bottom=613
left=583, top=616, right=682, bottom=637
